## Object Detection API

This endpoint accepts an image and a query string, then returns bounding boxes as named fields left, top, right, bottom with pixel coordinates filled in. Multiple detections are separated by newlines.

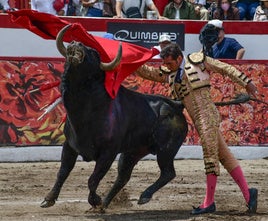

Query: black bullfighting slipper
left=191, top=202, right=216, bottom=215
left=247, top=188, right=258, bottom=213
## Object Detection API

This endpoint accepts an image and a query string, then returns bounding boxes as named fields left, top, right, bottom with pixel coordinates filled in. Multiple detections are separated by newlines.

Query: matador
left=135, top=43, right=258, bottom=215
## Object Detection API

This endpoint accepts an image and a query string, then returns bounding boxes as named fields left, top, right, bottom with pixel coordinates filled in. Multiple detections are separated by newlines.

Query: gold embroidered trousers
left=183, top=87, right=239, bottom=176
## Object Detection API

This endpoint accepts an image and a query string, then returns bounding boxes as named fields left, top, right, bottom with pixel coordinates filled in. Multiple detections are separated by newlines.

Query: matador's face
left=162, top=55, right=183, bottom=72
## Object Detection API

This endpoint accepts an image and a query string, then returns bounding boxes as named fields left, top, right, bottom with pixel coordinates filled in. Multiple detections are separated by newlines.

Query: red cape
left=8, top=10, right=158, bottom=98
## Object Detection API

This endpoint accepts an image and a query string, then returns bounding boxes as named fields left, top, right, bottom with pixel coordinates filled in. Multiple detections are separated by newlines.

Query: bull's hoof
left=137, top=197, right=151, bottom=205
left=88, top=194, right=102, bottom=208
left=40, top=199, right=56, bottom=208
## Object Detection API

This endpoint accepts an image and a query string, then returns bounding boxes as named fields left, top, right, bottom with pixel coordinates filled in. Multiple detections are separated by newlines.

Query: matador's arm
left=204, top=56, right=258, bottom=96
left=205, top=56, right=251, bottom=87
left=135, top=64, right=169, bottom=83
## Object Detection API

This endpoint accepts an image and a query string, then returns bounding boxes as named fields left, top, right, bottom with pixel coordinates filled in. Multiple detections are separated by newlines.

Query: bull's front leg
left=87, top=153, right=116, bottom=209
left=102, top=152, right=146, bottom=209
left=40, top=142, right=78, bottom=208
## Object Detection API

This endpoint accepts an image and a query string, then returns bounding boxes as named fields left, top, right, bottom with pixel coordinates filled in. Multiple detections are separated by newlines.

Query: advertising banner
left=107, top=22, right=185, bottom=50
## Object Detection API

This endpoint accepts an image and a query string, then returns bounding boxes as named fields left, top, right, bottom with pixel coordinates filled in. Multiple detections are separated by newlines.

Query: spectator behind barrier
left=103, top=0, right=116, bottom=17
left=236, top=0, right=259, bottom=20
left=66, top=0, right=84, bottom=16
left=153, top=34, right=172, bottom=59
left=207, top=1, right=217, bottom=20
left=113, top=0, right=164, bottom=19
left=188, top=0, right=209, bottom=20
left=31, top=0, right=68, bottom=16
left=213, top=0, right=240, bottom=19
left=163, top=0, right=200, bottom=19
left=253, top=0, right=268, bottom=20
left=80, top=0, right=104, bottom=17
left=208, top=19, right=245, bottom=59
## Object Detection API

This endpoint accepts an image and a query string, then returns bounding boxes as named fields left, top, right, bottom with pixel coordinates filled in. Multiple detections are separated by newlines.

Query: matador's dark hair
left=160, top=43, right=183, bottom=60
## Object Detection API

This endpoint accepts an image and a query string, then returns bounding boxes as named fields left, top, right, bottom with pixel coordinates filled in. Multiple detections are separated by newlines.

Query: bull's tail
left=156, top=98, right=184, bottom=118
left=164, top=99, right=184, bottom=113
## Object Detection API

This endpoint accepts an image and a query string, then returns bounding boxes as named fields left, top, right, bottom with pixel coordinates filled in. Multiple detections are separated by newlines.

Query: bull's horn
left=56, top=24, right=71, bottom=58
left=100, top=42, right=122, bottom=71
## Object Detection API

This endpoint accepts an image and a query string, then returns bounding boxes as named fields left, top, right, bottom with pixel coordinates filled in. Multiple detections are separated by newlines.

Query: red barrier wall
left=0, top=57, right=267, bottom=147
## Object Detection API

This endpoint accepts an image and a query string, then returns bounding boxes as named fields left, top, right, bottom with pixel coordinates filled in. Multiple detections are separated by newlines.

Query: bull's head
left=56, top=25, right=122, bottom=71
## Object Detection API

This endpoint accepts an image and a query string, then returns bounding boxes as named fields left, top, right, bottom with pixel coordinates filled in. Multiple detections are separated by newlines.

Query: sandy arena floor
left=0, top=159, right=267, bottom=221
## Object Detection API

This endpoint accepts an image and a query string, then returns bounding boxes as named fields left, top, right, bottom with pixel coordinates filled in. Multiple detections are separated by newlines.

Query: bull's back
left=118, top=87, right=187, bottom=152
left=119, top=86, right=184, bottom=116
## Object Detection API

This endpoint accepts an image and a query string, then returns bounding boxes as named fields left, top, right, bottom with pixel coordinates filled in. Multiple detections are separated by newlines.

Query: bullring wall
left=0, top=57, right=267, bottom=147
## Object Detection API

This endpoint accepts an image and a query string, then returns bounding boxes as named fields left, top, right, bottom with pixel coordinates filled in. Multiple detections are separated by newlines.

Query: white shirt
left=152, top=45, right=161, bottom=59
left=253, top=6, right=268, bottom=21
left=117, top=0, right=153, bottom=18
left=31, top=0, right=68, bottom=15
left=179, top=58, right=186, bottom=79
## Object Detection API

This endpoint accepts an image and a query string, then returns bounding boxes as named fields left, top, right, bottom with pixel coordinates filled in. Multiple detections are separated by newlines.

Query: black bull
left=41, top=25, right=188, bottom=210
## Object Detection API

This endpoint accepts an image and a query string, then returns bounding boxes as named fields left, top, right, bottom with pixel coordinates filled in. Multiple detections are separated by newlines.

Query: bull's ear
left=56, top=24, right=72, bottom=58
left=100, top=42, right=122, bottom=71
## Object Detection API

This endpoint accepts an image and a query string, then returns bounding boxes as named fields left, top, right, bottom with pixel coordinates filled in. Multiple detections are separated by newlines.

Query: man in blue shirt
left=208, top=19, right=245, bottom=59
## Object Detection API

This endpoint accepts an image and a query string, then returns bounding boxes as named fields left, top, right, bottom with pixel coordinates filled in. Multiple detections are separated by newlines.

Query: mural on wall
left=0, top=60, right=66, bottom=146
left=0, top=59, right=267, bottom=146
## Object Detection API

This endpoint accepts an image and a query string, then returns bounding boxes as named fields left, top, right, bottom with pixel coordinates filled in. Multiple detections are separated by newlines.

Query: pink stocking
left=230, top=166, right=250, bottom=203
left=201, top=174, right=217, bottom=208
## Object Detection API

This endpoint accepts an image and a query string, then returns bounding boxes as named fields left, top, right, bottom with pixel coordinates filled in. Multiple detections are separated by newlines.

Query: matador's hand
left=245, top=82, right=258, bottom=98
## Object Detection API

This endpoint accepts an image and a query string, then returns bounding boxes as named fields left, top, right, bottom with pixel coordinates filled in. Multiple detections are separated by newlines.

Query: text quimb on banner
left=107, top=23, right=185, bottom=50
